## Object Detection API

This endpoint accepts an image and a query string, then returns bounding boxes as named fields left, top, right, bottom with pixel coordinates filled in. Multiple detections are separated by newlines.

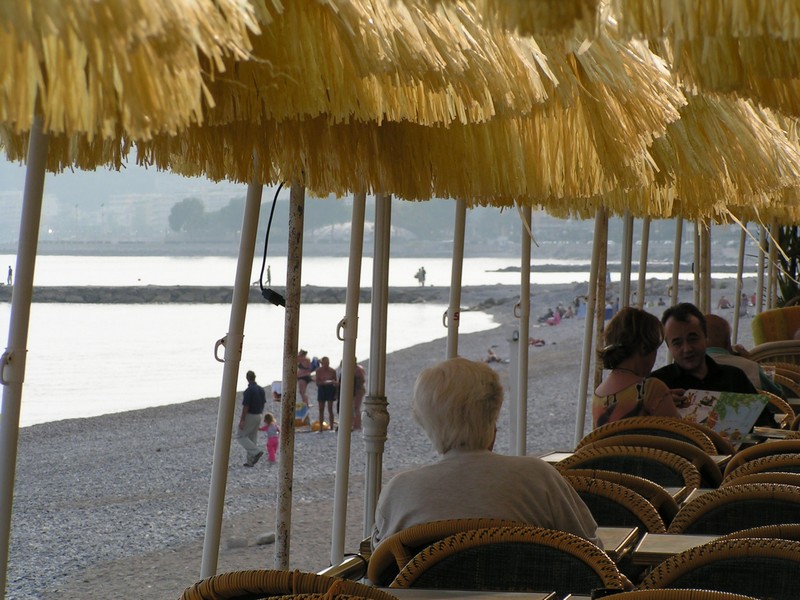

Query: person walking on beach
left=314, top=356, right=338, bottom=432
left=352, top=360, right=367, bottom=430
left=6, top=265, right=11, bottom=286
left=237, top=370, right=266, bottom=467
left=259, top=412, right=280, bottom=463
left=297, top=349, right=313, bottom=406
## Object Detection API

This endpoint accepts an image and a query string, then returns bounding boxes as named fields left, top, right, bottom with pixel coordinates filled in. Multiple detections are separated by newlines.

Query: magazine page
left=678, top=389, right=768, bottom=448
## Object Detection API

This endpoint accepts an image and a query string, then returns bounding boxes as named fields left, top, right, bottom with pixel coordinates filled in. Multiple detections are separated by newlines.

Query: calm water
left=0, top=254, right=726, bottom=288
left=0, top=302, right=497, bottom=427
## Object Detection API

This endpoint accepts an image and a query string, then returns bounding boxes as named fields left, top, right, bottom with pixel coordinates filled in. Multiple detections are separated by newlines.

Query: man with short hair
left=650, top=303, right=757, bottom=399
left=237, top=370, right=266, bottom=467
left=704, top=313, right=784, bottom=398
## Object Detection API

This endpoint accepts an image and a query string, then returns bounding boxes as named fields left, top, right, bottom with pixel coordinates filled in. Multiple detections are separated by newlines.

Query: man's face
left=664, top=315, right=707, bottom=375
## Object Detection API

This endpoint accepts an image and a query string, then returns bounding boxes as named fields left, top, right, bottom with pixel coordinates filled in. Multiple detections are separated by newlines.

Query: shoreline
left=9, top=279, right=759, bottom=599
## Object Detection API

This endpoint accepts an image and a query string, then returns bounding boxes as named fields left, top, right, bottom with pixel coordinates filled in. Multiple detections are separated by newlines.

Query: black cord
left=259, top=183, right=286, bottom=307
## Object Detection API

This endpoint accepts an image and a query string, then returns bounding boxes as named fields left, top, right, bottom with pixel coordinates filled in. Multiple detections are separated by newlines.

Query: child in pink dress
left=259, top=413, right=280, bottom=463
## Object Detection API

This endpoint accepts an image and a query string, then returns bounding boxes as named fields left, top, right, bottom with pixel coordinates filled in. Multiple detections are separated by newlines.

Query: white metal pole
left=671, top=219, right=682, bottom=306
left=363, top=193, right=391, bottom=537
left=620, top=212, right=633, bottom=307
left=515, top=206, right=532, bottom=456
left=693, top=222, right=701, bottom=308
left=733, top=226, right=747, bottom=344
left=704, top=224, right=713, bottom=314
left=331, top=191, right=366, bottom=565
left=593, top=222, right=609, bottom=392
left=201, top=175, right=263, bottom=576
left=276, top=182, right=305, bottom=570
left=0, top=115, right=48, bottom=598
left=575, top=208, right=606, bottom=447
left=768, top=220, right=778, bottom=308
left=757, top=225, right=766, bottom=314
left=637, top=217, right=650, bottom=309
left=446, top=199, right=467, bottom=358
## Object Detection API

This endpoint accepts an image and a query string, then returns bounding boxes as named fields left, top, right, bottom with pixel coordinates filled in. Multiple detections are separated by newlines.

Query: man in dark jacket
left=237, top=370, right=266, bottom=467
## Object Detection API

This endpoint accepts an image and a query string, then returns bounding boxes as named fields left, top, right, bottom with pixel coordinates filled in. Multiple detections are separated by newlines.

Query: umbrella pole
left=593, top=222, right=609, bottom=393
left=732, top=226, right=747, bottom=344
left=515, top=206, right=532, bottom=456
left=693, top=222, right=701, bottom=307
left=637, top=217, right=650, bottom=309
left=446, top=199, right=466, bottom=358
left=331, top=191, right=366, bottom=565
left=363, top=193, right=391, bottom=537
left=768, top=220, right=778, bottom=308
left=200, top=176, right=263, bottom=577
left=620, top=211, right=633, bottom=307
left=703, top=223, right=712, bottom=313
left=670, top=219, right=682, bottom=307
left=0, top=116, right=48, bottom=597
left=276, top=182, right=305, bottom=570
left=575, top=208, right=606, bottom=446
left=756, top=225, right=766, bottom=313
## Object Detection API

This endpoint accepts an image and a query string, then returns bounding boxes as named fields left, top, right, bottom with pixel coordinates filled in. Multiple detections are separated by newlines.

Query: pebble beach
left=7, top=278, right=755, bottom=599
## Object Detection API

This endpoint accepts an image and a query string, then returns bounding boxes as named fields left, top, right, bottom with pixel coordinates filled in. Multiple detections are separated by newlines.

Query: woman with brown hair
left=592, top=307, right=680, bottom=428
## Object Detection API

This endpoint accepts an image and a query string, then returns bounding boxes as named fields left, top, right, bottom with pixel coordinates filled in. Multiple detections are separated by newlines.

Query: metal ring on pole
left=514, top=302, right=522, bottom=318
left=442, top=310, right=448, bottom=328
left=0, top=351, right=10, bottom=385
left=337, top=317, right=346, bottom=341
left=213, top=337, right=226, bottom=363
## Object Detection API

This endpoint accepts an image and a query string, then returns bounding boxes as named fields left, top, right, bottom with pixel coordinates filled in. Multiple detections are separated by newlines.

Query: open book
left=677, top=389, right=769, bottom=448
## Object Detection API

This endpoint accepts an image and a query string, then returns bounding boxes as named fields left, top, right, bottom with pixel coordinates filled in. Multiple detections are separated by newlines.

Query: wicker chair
left=768, top=362, right=800, bottom=383
left=638, top=537, right=800, bottom=600
left=721, top=453, right=800, bottom=484
left=721, top=471, right=800, bottom=487
left=667, top=483, right=800, bottom=534
left=680, top=420, right=737, bottom=455
left=610, top=591, right=759, bottom=600
left=366, top=518, right=523, bottom=586
left=578, top=417, right=717, bottom=454
left=718, top=523, right=800, bottom=542
left=390, top=526, right=627, bottom=597
left=773, top=373, right=800, bottom=400
left=755, top=389, right=795, bottom=427
left=563, top=475, right=666, bottom=533
left=556, top=446, right=702, bottom=491
left=581, top=434, right=723, bottom=488
left=722, top=439, right=800, bottom=478
left=563, top=468, right=680, bottom=527
left=179, top=570, right=397, bottom=600
left=747, top=340, right=800, bottom=366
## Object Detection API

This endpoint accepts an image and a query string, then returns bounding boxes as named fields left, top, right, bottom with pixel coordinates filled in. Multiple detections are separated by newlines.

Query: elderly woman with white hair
left=371, top=357, right=599, bottom=547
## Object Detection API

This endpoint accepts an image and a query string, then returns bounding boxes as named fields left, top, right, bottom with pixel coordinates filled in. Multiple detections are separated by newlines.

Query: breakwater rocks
left=0, top=284, right=497, bottom=305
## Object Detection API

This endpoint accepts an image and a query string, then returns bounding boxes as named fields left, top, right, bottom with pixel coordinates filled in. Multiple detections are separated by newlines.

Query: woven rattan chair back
left=556, top=446, right=702, bottom=490
left=722, top=452, right=800, bottom=484
left=610, top=590, right=760, bottom=600
left=679, top=420, right=737, bottom=455
left=563, top=468, right=680, bottom=526
left=638, top=537, right=800, bottom=600
left=667, top=483, right=800, bottom=534
left=719, top=522, right=800, bottom=542
left=774, top=373, right=800, bottom=399
left=722, top=471, right=800, bottom=487
left=722, top=439, right=800, bottom=478
left=179, top=569, right=397, bottom=600
left=582, top=434, right=723, bottom=488
left=366, top=518, right=523, bottom=586
left=578, top=417, right=717, bottom=454
left=390, top=526, right=625, bottom=597
left=756, top=389, right=795, bottom=427
left=563, top=475, right=666, bottom=533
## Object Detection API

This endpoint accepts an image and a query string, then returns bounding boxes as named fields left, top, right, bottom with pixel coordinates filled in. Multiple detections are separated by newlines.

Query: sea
left=0, top=254, right=749, bottom=427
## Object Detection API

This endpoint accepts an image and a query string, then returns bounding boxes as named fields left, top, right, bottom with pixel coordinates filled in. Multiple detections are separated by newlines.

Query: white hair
left=412, top=357, right=503, bottom=454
